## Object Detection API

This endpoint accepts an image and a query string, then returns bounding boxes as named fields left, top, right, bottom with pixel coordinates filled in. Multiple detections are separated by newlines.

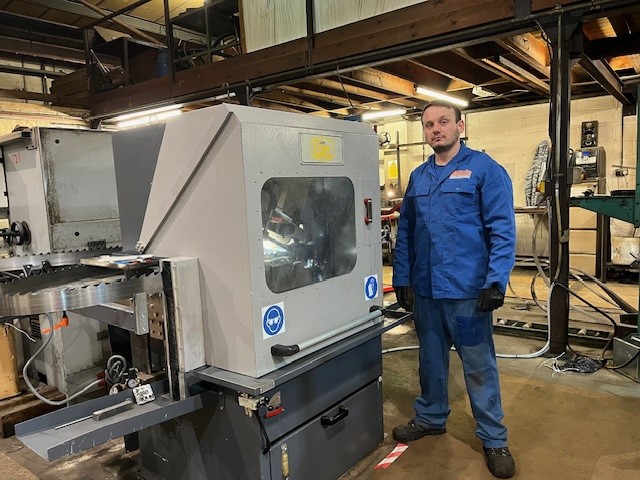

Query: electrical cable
left=105, top=355, right=128, bottom=386
left=382, top=283, right=554, bottom=359
left=255, top=406, right=272, bottom=455
left=23, top=313, right=103, bottom=406
left=336, top=67, right=355, bottom=112
left=552, top=282, right=617, bottom=359
left=5, top=321, right=36, bottom=342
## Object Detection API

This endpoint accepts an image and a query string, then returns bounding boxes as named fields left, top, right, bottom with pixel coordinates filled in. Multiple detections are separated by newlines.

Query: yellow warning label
left=388, top=160, right=398, bottom=179
left=301, top=133, right=343, bottom=164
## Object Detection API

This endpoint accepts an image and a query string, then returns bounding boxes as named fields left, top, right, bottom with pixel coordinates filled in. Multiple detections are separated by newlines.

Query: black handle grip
left=321, top=405, right=349, bottom=426
left=364, top=198, right=373, bottom=225
left=271, top=344, right=300, bottom=357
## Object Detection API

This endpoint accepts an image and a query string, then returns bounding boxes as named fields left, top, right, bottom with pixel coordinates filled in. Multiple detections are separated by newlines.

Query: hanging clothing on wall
left=524, top=139, right=550, bottom=206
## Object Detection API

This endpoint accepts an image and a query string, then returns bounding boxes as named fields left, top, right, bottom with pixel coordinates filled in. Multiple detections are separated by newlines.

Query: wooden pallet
left=0, top=380, right=65, bottom=438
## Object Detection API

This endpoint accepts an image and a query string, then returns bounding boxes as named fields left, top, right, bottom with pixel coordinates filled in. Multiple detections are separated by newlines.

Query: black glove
left=476, top=285, right=504, bottom=312
left=394, top=286, right=413, bottom=311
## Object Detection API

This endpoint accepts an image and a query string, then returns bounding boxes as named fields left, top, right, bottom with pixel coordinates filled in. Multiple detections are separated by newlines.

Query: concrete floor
left=1, top=267, right=639, bottom=479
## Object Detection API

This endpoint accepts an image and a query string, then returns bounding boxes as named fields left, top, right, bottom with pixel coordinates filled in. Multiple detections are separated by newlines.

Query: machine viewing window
left=262, top=177, right=357, bottom=293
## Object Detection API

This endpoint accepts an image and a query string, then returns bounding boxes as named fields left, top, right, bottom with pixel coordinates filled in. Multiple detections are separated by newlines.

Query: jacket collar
left=427, top=141, right=470, bottom=188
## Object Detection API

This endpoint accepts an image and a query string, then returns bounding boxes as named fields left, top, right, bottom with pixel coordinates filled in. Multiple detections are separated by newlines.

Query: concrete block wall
left=374, top=96, right=638, bottom=262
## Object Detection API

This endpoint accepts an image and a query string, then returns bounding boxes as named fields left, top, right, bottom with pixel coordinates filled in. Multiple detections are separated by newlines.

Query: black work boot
left=392, top=420, right=446, bottom=443
left=484, top=447, right=515, bottom=478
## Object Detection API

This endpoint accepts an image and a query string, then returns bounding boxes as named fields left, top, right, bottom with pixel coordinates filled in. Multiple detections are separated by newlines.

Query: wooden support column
left=0, top=325, right=19, bottom=401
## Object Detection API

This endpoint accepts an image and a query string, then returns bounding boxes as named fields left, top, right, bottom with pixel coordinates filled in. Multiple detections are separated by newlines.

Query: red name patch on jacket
left=449, top=169, right=472, bottom=179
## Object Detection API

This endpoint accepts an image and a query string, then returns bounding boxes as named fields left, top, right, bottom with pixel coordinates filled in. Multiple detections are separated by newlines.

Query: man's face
left=422, top=106, right=464, bottom=154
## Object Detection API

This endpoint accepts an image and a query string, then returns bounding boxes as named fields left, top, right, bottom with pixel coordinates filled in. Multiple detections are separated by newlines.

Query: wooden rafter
left=495, top=33, right=551, bottom=77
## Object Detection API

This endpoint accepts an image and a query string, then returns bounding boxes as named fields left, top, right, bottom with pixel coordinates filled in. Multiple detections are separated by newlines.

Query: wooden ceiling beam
left=309, top=78, right=417, bottom=107
left=278, top=83, right=423, bottom=115
left=447, top=79, right=475, bottom=91
left=607, top=15, right=640, bottom=74
left=413, top=51, right=501, bottom=86
left=0, top=87, right=87, bottom=107
left=495, top=56, right=550, bottom=92
left=258, top=90, right=337, bottom=111
left=495, top=33, right=551, bottom=77
left=608, top=56, right=633, bottom=70
left=279, top=85, right=356, bottom=107
left=376, top=60, right=451, bottom=92
left=452, top=47, right=547, bottom=95
left=250, top=98, right=312, bottom=115
left=345, top=67, right=422, bottom=98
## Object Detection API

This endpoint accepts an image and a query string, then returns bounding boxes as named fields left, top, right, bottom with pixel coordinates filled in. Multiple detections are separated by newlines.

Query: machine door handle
left=364, top=198, right=373, bottom=225
left=321, top=405, right=349, bottom=426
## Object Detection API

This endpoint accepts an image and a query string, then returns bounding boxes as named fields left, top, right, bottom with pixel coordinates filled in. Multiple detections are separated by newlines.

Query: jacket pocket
left=440, top=179, right=476, bottom=194
left=440, top=179, right=477, bottom=216
left=410, top=184, right=431, bottom=196
left=408, top=184, right=431, bottom=224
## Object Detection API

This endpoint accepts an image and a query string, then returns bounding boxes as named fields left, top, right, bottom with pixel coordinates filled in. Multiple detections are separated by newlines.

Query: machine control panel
left=572, top=146, right=606, bottom=182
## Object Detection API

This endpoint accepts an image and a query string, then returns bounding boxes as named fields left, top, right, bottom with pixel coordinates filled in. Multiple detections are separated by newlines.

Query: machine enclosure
left=1, top=127, right=121, bottom=254
left=113, top=104, right=382, bottom=377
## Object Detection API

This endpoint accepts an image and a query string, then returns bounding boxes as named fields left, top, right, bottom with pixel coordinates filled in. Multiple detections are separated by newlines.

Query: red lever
left=265, top=406, right=285, bottom=418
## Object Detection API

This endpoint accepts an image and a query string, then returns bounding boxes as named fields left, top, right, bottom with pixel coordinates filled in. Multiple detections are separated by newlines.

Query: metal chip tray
left=15, top=381, right=209, bottom=461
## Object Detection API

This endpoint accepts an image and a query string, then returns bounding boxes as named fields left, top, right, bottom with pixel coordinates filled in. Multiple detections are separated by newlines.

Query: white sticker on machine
left=262, top=302, right=286, bottom=339
left=364, top=275, right=379, bottom=301
left=300, top=133, right=343, bottom=164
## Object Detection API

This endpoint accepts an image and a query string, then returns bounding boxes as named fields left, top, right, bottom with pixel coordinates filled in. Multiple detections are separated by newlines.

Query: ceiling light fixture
left=111, top=104, right=183, bottom=123
left=472, top=86, right=496, bottom=98
left=361, top=108, right=407, bottom=121
left=117, top=109, right=182, bottom=129
left=415, top=86, right=468, bottom=107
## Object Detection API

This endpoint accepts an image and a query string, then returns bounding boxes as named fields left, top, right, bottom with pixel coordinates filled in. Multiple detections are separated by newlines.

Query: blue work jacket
left=393, top=142, right=516, bottom=299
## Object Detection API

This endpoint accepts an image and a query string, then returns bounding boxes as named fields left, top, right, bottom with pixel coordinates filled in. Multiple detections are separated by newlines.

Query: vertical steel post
left=545, top=13, right=578, bottom=355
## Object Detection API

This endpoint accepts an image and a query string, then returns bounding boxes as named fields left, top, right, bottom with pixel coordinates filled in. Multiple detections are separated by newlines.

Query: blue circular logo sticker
left=263, top=305, right=284, bottom=336
left=365, top=276, right=378, bottom=300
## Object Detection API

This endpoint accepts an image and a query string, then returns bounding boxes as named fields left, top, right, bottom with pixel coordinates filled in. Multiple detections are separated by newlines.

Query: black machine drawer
left=269, top=379, right=383, bottom=480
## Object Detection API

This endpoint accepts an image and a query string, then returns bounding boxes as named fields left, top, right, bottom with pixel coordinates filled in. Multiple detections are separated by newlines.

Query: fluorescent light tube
left=111, top=104, right=183, bottom=123
left=415, top=86, right=468, bottom=107
left=117, top=109, right=182, bottom=129
left=361, top=108, right=406, bottom=121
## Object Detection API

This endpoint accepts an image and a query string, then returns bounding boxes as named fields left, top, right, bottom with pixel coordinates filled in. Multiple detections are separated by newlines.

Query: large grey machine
left=0, top=127, right=121, bottom=395
left=3, top=105, right=405, bottom=479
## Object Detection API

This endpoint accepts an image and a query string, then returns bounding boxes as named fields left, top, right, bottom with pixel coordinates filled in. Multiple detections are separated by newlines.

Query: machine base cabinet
left=269, top=382, right=383, bottom=480
left=137, top=338, right=384, bottom=480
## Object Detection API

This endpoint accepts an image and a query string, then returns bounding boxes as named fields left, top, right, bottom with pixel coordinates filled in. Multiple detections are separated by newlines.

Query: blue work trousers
left=412, top=294, right=508, bottom=448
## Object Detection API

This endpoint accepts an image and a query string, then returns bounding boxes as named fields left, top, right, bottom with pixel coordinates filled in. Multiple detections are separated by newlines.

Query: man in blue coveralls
left=392, top=100, right=516, bottom=478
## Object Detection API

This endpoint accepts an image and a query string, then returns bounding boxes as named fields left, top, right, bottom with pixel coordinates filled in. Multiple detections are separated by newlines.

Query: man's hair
left=421, top=100, right=462, bottom=123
